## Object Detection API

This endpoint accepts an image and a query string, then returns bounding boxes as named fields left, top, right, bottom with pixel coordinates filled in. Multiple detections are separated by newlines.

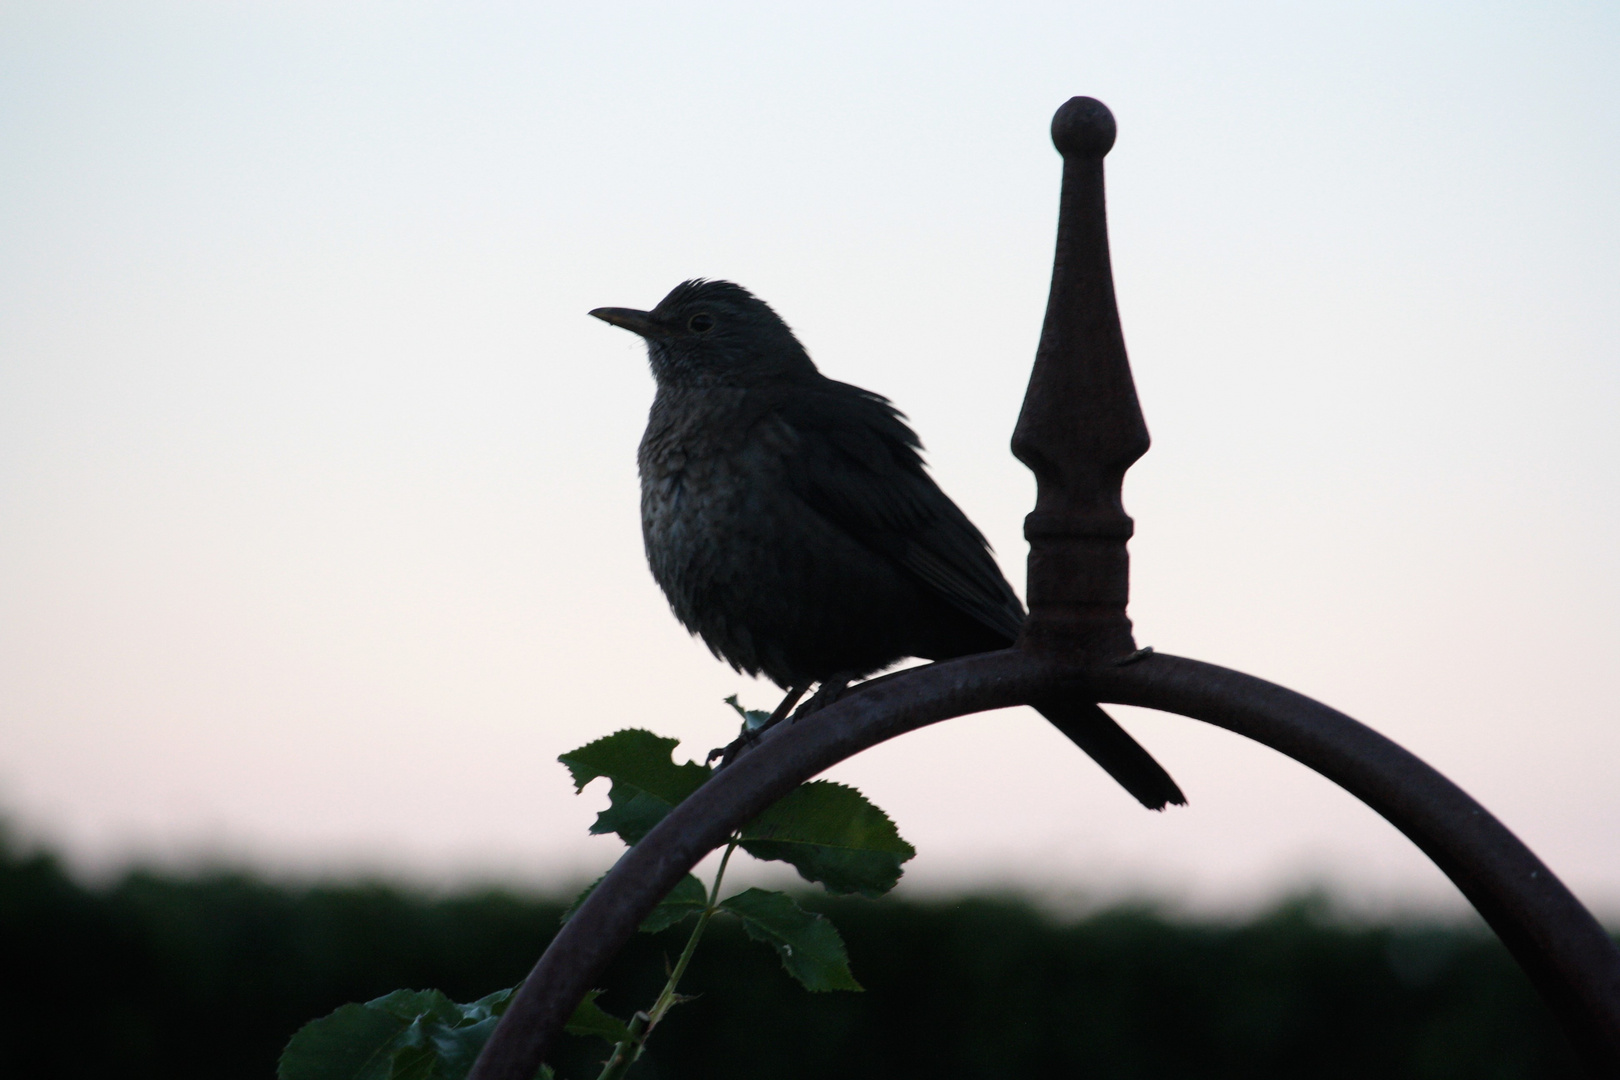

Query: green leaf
left=739, top=781, right=916, bottom=897
left=638, top=873, right=709, bottom=932
left=558, top=730, right=711, bottom=845
left=423, top=989, right=516, bottom=1079
left=386, top=1043, right=438, bottom=1080
left=563, top=872, right=708, bottom=934
left=278, top=987, right=518, bottom=1080
left=725, top=694, right=774, bottom=732
left=280, top=1001, right=415, bottom=1080
left=559, top=729, right=711, bottom=805
left=562, top=989, right=635, bottom=1046
left=719, top=888, right=862, bottom=992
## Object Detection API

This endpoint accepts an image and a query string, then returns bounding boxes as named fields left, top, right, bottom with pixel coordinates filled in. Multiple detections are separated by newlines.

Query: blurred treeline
left=0, top=834, right=1586, bottom=1079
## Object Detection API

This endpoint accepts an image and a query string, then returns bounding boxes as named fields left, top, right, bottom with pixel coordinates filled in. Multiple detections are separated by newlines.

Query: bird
left=590, top=279, right=1185, bottom=810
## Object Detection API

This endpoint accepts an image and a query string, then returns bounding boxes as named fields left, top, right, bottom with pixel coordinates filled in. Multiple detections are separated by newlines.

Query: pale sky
left=1, top=2, right=1616, bottom=917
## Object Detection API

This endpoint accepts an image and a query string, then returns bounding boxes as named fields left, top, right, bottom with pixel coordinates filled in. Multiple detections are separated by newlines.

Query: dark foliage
left=0, top=837, right=1585, bottom=1079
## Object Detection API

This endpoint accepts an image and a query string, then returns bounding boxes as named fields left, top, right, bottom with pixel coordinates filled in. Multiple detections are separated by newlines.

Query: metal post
left=1013, top=96, right=1147, bottom=662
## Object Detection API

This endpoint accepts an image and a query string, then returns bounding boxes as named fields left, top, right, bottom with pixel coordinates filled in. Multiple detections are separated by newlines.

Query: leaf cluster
left=280, top=987, right=636, bottom=1080
left=281, top=709, right=915, bottom=1080
left=562, top=728, right=915, bottom=895
left=560, top=727, right=913, bottom=991
left=280, top=988, right=529, bottom=1080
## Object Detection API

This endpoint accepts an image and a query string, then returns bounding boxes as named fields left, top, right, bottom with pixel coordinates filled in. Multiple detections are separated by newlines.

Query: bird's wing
left=768, top=379, right=1025, bottom=641
left=766, top=380, right=1186, bottom=812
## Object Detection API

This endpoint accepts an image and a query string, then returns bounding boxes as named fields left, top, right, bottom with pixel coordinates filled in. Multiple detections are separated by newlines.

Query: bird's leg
left=791, top=671, right=856, bottom=720
left=760, top=683, right=811, bottom=732
left=708, top=684, right=809, bottom=767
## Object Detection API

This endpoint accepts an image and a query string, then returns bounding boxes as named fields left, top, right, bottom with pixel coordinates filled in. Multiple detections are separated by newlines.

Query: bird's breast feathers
left=639, top=400, right=801, bottom=559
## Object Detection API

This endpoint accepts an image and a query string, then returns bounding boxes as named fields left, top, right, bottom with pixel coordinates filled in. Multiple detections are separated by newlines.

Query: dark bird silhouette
left=591, top=279, right=1185, bottom=809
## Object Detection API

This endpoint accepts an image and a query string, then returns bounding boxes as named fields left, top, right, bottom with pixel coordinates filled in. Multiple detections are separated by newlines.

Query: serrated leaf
left=374, top=988, right=488, bottom=1027
left=562, top=989, right=635, bottom=1045
left=422, top=989, right=516, bottom=1079
left=424, top=1017, right=502, bottom=1080
left=386, top=1043, right=438, bottom=1080
left=279, top=987, right=517, bottom=1080
left=739, top=781, right=916, bottom=897
left=559, top=730, right=711, bottom=845
left=466, top=987, right=518, bottom=1017
left=638, top=873, right=709, bottom=932
left=559, top=729, right=711, bottom=804
left=719, top=888, right=862, bottom=992
left=725, top=694, right=774, bottom=731
left=280, top=1001, right=415, bottom=1080
left=562, top=872, right=708, bottom=934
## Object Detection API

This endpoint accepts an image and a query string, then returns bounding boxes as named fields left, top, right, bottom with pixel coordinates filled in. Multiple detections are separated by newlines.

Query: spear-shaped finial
left=1011, top=96, right=1150, bottom=661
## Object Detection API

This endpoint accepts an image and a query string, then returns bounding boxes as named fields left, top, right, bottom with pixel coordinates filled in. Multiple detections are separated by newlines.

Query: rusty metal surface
left=468, top=96, right=1620, bottom=1079
left=469, top=652, right=1620, bottom=1079
left=1095, top=654, right=1620, bottom=1077
left=1012, top=97, right=1148, bottom=662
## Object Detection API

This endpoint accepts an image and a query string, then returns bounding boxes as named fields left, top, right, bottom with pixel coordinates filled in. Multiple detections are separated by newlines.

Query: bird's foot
left=709, top=675, right=860, bottom=768
left=710, top=683, right=809, bottom=769
left=707, top=732, right=748, bottom=767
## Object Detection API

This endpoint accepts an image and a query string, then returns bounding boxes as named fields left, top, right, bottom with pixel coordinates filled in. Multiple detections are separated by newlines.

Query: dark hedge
left=0, top=838, right=1585, bottom=1078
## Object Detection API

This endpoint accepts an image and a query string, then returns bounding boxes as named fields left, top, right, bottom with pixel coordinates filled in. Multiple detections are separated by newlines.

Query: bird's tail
left=1033, top=699, right=1186, bottom=810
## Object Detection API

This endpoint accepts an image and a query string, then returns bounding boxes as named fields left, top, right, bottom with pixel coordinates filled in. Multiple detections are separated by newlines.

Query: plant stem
left=594, top=838, right=739, bottom=1080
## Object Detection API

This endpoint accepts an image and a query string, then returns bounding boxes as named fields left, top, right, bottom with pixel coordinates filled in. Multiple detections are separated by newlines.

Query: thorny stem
left=593, top=838, right=740, bottom=1080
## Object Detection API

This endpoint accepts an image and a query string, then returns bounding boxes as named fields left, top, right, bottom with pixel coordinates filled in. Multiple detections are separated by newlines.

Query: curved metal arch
left=1096, top=655, right=1620, bottom=1074
left=468, top=97, right=1620, bottom=1079
left=468, top=652, right=1620, bottom=1079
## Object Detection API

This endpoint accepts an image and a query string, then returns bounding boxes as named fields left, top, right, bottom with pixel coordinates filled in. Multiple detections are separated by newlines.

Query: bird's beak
left=589, top=307, right=668, bottom=340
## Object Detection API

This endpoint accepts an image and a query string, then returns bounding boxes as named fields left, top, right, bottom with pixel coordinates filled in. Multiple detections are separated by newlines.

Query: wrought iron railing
left=469, top=97, right=1620, bottom=1080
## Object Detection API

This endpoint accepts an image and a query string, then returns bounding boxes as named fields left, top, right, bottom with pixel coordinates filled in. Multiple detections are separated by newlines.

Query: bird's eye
left=687, top=313, right=715, bottom=333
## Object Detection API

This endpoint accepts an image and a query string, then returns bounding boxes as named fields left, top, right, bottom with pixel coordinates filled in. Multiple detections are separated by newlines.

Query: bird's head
left=590, top=279, right=817, bottom=388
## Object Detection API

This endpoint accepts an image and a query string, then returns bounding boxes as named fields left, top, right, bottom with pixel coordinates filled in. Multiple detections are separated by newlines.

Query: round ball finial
left=1050, top=96, right=1117, bottom=157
